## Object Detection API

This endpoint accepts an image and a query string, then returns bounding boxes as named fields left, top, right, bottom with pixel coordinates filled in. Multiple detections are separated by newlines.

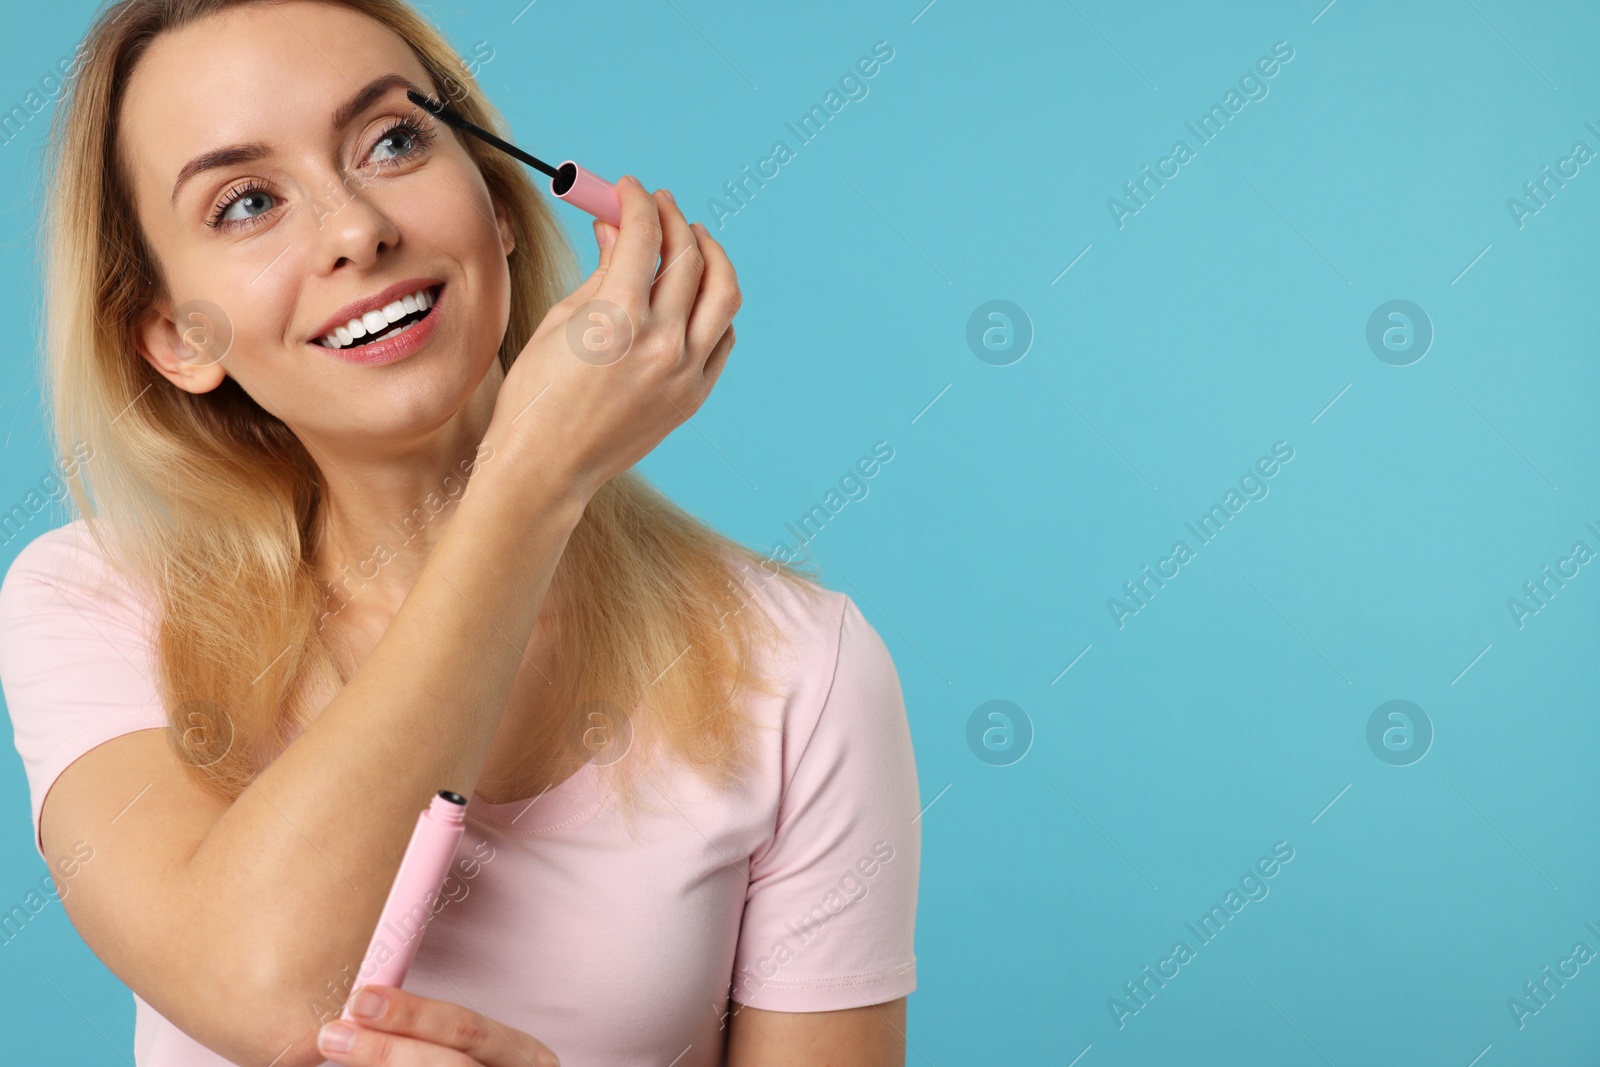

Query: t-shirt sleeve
left=0, top=526, right=169, bottom=861
left=731, top=592, right=921, bottom=1012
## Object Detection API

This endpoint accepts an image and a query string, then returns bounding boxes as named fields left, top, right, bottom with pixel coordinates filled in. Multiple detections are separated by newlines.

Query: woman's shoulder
left=3, top=518, right=93, bottom=595
left=716, top=549, right=850, bottom=658
left=714, top=548, right=902, bottom=717
left=0, top=518, right=152, bottom=631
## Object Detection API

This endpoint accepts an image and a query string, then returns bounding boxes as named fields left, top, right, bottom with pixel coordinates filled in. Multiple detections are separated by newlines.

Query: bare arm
left=47, top=454, right=584, bottom=1064
left=38, top=179, right=741, bottom=1066
left=727, top=999, right=908, bottom=1066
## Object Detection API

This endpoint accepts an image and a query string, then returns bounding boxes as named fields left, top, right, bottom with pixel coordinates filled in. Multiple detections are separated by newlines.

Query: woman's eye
left=370, top=125, right=417, bottom=163
left=212, top=186, right=277, bottom=229
left=368, top=120, right=434, bottom=166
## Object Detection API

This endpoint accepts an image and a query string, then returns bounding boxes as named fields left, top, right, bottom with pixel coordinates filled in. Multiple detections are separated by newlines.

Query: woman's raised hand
left=317, top=984, right=559, bottom=1066
left=483, top=176, right=741, bottom=505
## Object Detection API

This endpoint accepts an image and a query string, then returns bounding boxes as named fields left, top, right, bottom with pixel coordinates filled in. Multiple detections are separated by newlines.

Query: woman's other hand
left=317, top=985, right=559, bottom=1066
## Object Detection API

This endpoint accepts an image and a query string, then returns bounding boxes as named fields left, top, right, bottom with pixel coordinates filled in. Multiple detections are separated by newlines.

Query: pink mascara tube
left=341, top=790, right=468, bottom=1020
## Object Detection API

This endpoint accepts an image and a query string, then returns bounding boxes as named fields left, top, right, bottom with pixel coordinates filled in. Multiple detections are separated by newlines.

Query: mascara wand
left=406, top=90, right=622, bottom=227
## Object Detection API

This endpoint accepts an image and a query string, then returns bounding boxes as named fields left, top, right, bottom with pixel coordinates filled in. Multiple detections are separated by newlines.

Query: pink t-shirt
left=0, top=520, right=920, bottom=1066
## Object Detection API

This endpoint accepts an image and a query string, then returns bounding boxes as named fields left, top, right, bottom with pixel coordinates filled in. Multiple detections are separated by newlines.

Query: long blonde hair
left=40, top=0, right=820, bottom=818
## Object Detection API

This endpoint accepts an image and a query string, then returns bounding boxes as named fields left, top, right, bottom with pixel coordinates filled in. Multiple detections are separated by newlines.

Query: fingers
left=646, top=188, right=703, bottom=338
left=526, top=221, right=617, bottom=346
left=597, top=175, right=663, bottom=316
left=560, top=218, right=618, bottom=310
left=319, top=985, right=559, bottom=1067
left=701, top=324, right=735, bottom=392
left=592, top=218, right=617, bottom=274
left=683, top=222, right=740, bottom=368
left=557, top=220, right=618, bottom=309
left=320, top=1028, right=486, bottom=1066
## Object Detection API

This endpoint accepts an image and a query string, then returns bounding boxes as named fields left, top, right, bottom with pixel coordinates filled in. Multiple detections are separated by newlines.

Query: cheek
left=408, top=173, right=514, bottom=333
left=409, top=162, right=504, bottom=259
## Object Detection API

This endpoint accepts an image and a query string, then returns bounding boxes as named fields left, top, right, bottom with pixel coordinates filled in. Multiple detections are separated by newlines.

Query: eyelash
left=205, top=118, right=438, bottom=232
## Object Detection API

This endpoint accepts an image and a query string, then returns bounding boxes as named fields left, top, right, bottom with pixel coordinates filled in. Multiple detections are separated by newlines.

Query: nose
left=304, top=168, right=402, bottom=270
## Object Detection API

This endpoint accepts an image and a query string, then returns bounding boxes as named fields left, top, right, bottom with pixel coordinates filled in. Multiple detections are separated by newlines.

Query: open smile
left=313, top=283, right=442, bottom=350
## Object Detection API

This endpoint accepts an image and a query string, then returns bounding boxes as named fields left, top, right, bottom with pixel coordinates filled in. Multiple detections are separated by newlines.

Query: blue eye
left=209, top=184, right=276, bottom=229
left=371, top=123, right=419, bottom=163
left=366, top=118, right=436, bottom=166
left=205, top=117, right=438, bottom=232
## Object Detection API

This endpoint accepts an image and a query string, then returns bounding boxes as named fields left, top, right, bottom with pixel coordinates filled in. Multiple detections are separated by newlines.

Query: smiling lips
left=314, top=284, right=440, bottom=350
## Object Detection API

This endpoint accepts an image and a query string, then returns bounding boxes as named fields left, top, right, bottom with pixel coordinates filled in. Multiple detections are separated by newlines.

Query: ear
left=134, top=296, right=230, bottom=394
left=492, top=193, right=516, bottom=259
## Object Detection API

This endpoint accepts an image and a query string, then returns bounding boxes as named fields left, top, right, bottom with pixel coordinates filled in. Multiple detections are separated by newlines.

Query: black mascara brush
left=407, top=90, right=621, bottom=227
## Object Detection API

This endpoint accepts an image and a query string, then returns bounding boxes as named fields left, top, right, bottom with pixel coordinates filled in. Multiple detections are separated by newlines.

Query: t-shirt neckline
left=465, top=759, right=606, bottom=834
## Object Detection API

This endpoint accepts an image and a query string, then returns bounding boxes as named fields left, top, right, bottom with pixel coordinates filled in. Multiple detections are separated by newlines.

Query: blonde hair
left=39, top=0, right=821, bottom=821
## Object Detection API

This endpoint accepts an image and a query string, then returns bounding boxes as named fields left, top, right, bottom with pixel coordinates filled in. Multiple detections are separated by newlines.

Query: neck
left=311, top=359, right=504, bottom=619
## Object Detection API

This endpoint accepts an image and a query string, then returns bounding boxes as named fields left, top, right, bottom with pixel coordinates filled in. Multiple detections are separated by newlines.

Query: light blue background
left=2, top=1, right=1597, bottom=1064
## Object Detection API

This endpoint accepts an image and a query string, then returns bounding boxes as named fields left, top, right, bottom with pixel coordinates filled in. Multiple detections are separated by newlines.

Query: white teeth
left=371, top=318, right=421, bottom=343
left=318, top=287, right=438, bottom=349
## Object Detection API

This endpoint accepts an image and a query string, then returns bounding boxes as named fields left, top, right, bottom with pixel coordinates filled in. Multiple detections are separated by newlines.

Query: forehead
left=120, top=2, right=423, bottom=208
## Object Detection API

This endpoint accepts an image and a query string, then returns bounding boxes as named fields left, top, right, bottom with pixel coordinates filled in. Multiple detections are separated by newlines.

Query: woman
left=0, top=1, right=920, bottom=1064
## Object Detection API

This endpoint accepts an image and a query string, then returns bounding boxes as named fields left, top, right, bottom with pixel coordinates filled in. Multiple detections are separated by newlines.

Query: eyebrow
left=168, top=73, right=425, bottom=208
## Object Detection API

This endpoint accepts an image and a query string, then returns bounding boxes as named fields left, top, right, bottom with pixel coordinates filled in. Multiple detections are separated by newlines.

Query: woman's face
left=123, top=0, right=516, bottom=456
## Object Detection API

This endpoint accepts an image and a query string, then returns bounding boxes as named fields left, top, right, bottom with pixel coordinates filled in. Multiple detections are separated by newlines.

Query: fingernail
left=319, top=1022, right=357, bottom=1054
left=351, top=988, right=387, bottom=1019
left=662, top=188, right=676, bottom=205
